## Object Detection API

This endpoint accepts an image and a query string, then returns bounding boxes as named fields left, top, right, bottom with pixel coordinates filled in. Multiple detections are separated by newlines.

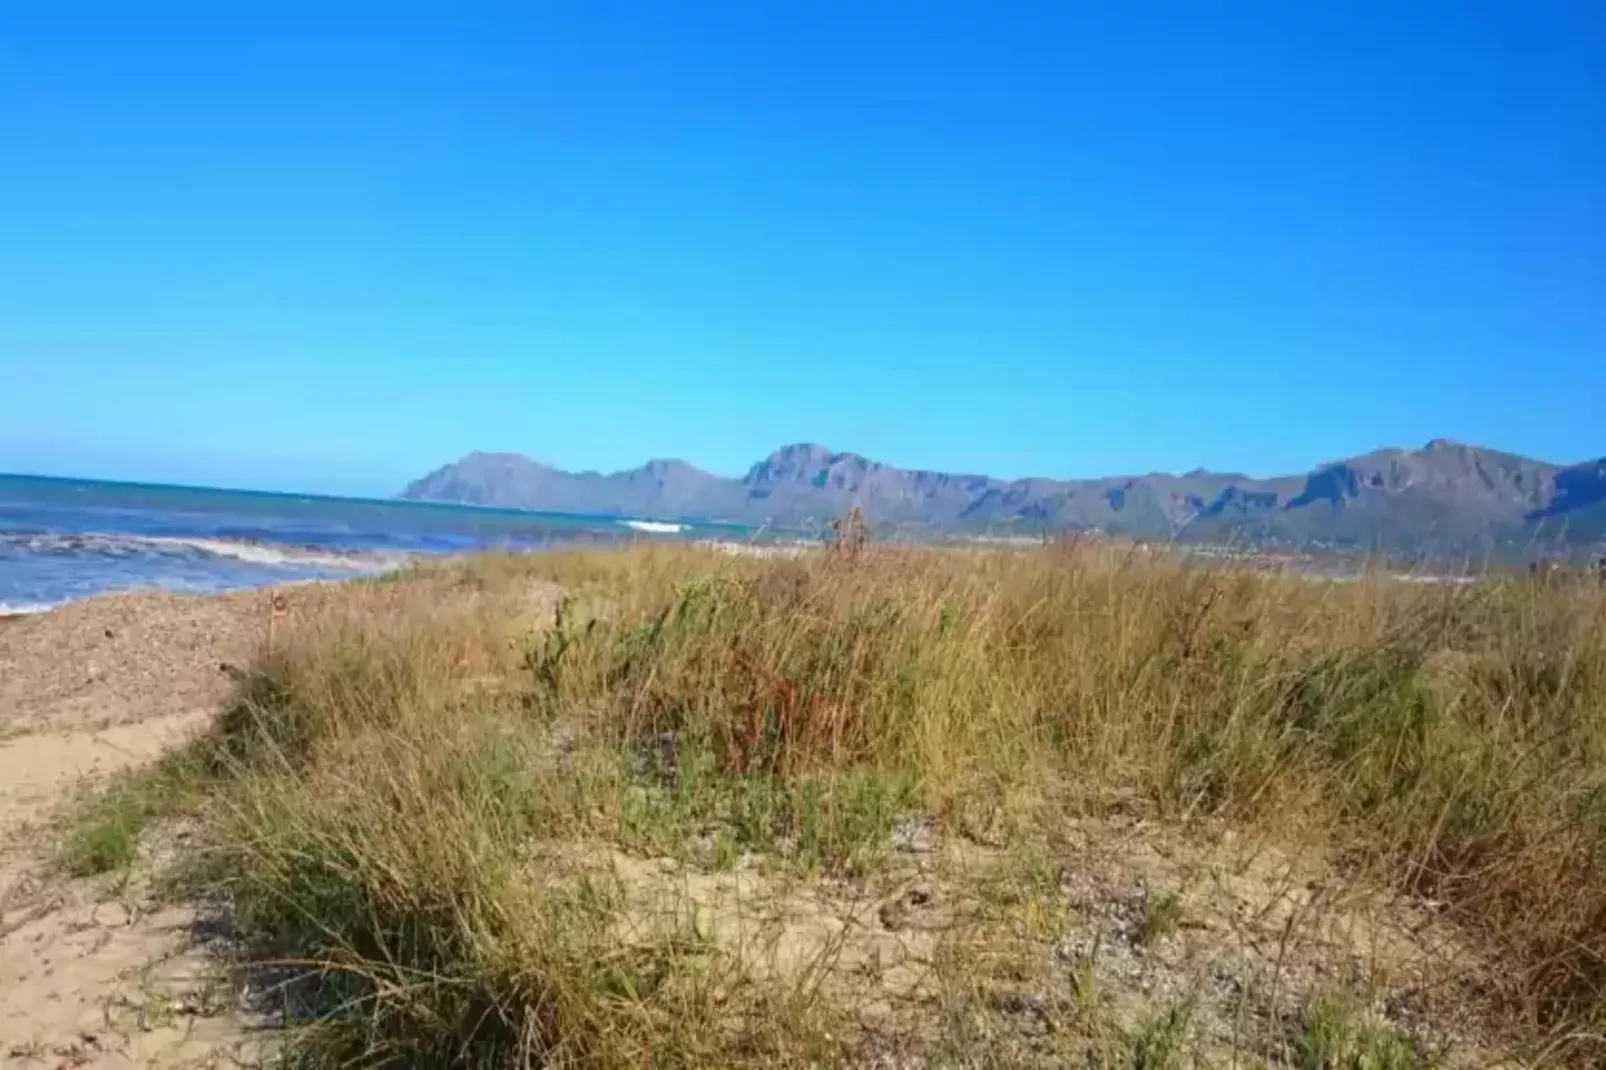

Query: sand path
left=0, top=592, right=270, bottom=1068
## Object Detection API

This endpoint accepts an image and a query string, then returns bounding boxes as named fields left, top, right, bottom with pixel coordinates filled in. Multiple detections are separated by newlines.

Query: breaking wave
left=0, top=531, right=405, bottom=574
left=0, top=599, right=60, bottom=616
left=618, top=519, right=688, bottom=535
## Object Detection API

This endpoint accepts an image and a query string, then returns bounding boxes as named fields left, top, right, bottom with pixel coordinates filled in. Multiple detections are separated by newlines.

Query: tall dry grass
left=517, top=545, right=1606, bottom=1033
left=151, top=542, right=1606, bottom=1065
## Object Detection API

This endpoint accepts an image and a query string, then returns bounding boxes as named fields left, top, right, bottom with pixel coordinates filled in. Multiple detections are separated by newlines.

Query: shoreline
left=1, top=528, right=415, bottom=570
left=0, top=537, right=1493, bottom=625
left=0, top=574, right=362, bottom=623
left=0, top=532, right=416, bottom=622
left=0, top=537, right=821, bottom=621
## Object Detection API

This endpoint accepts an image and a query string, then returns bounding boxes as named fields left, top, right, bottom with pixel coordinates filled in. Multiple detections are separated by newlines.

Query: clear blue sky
left=1, top=2, right=1601, bottom=496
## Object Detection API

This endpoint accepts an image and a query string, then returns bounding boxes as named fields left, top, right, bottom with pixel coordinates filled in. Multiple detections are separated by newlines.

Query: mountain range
left=401, top=440, right=1606, bottom=558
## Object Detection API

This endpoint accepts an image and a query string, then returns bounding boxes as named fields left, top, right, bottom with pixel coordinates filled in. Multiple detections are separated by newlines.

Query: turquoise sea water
left=0, top=474, right=740, bottom=612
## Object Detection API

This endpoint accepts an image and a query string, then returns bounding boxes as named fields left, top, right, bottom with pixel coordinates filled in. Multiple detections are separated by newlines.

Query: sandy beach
left=0, top=587, right=302, bottom=1065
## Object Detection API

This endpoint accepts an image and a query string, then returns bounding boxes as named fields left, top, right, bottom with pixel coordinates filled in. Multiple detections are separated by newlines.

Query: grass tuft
left=1137, top=885, right=1184, bottom=947
left=58, top=747, right=213, bottom=876
left=1296, top=991, right=1423, bottom=1070
left=1124, top=998, right=1194, bottom=1070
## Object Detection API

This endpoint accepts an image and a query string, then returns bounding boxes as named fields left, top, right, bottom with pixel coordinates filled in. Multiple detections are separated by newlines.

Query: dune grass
left=71, top=540, right=1606, bottom=1066
left=57, top=745, right=215, bottom=877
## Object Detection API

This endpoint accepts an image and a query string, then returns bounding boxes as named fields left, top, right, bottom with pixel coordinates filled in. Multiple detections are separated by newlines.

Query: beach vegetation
left=64, top=537, right=1606, bottom=1066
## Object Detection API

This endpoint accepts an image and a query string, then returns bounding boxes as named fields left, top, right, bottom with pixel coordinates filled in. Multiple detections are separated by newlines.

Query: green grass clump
left=1137, top=886, right=1184, bottom=946
left=59, top=748, right=213, bottom=876
left=1123, top=998, right=1194, bottom=1069
left=63, top=801, right=142, bottom=876
left=1297, top=991, right=1422, bottom=1070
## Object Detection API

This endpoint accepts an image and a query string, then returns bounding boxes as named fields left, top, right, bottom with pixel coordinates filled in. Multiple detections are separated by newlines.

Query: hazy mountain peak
left=462, top=450, right=556, bottom=469
left=758, top=442, right=838, bottom=466
left=402, top=441, right=1606, bottom=558
left=771, top=442, right=831, bottom=456
left=636, top=458, right=708, bottom=477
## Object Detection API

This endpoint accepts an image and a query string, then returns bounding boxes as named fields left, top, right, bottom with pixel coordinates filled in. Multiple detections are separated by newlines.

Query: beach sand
left=0, top=588, right=282, bottom=1066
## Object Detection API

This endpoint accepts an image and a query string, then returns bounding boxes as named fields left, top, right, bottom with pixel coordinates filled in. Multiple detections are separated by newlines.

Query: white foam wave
left=137, top=536, right=404, bottom=572
left=696, top=539, right=812, bottom=559
left=0, top=599, right=61, bottom=616
left=619, top=519, right=687, bottom=535
left=0, top=531, right=405, bottom=573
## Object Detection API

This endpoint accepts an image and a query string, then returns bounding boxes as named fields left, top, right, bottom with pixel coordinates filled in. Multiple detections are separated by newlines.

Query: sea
left=0, top=473, right=744, bottom=614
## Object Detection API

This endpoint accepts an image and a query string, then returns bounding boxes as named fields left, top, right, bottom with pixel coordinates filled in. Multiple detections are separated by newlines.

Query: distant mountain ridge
left=401, top=440, right=1606, bottom=557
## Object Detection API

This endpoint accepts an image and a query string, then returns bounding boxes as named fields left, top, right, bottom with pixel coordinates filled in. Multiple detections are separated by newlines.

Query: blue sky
left=0, top=2, right=1601, bottom=496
